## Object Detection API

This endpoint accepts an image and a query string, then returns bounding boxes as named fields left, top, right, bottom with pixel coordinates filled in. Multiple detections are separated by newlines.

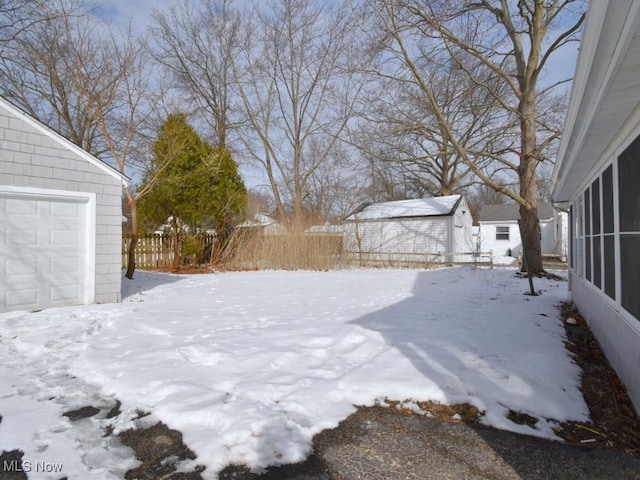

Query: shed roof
left=345, top=195, right=461, bottom=221
left=0, top=96, right=127, bottom=185
left=478, top=202, right=554, bottom=223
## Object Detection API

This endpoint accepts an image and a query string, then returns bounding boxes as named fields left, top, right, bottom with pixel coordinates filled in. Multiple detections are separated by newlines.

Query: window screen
left=619, top=134, right=640, bottom=232
left=592, top=179, right=601, bottom=235
left=584, top=188, right=591, bottom=236
left=604, top=235, right=615, bottom=299
left=593, top=236, right=602, bottom=289
left=602, top=165, right=614, bottom=233
left=585, top=237, right=592, bottom=282
left=618, top=133, right=640, bottom=321
left=620, top=235, right=640, bottom=320
left=601, top=165, right=615, bottom=298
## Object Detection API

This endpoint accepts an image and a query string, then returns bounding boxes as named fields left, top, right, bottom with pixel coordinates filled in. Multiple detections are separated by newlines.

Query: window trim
left=495, top=225, right=510, bottom=241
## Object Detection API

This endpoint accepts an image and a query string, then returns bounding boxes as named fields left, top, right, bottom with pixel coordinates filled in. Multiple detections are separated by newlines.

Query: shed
left=343, top=195, right=473, bottom=264
left=477, top=202, right=567, bottom=259
left=551, top=0, right=640, bottom=413
left=0, top=97, right=126, bottom=313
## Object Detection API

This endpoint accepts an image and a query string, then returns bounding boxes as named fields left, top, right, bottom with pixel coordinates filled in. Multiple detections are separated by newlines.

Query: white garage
left=0, top=96, right=125, bottom=313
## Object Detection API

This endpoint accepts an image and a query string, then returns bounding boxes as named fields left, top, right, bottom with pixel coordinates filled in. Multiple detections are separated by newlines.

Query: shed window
left=496, top=226, right=509, bottom=240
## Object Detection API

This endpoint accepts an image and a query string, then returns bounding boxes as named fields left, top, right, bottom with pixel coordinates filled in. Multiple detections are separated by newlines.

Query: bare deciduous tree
left=0, top=0, right=78, bottom=53
left=234, top=0, right=369, bottom=225
left=0, top=4, right=162, bottom=278
left=150, top=0, right=244, bottom=149
left=304, top=141, right=362, bottom=221
left=369, top=0, right=585, bottom=273
left=356, top=52, right=506, bottom=198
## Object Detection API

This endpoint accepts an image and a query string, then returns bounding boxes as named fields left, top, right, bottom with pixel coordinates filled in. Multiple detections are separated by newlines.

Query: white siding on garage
left=0, top=99, right=123, bottom=309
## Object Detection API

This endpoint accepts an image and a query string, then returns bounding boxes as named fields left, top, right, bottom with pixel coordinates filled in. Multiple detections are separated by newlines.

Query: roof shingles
left=478, top=202, right=555, bottom=222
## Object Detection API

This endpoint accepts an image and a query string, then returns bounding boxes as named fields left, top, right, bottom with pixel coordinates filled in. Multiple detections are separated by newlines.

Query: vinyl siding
left=571, top=276, right=640, bottom=413
left=478, top=218, right=560, bottom=258
left=343, top=216, right=451, bottom=264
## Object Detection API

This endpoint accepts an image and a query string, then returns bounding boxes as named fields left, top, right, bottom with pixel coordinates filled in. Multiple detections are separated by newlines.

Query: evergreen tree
left=139, top=113, right=246, bottom=266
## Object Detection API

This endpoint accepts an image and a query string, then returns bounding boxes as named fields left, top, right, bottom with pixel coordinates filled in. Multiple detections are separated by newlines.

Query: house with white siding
left=343, top=195, right=473, bottom=265
left=477, top=202, right=567, bottom=260
left=551, top=0, right=640, bottom=413
left=0, top=97, right=126, bottom=313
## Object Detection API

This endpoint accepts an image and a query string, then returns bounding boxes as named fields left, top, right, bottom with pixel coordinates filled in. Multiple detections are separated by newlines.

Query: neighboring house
left=237, top=213, right=287, bottom=236
left=343, top=195, right=473, bottom=264
left=0, top=97, right=126, bottom=313
left=551, top=0, right=640, bottom=413
left=477, top=202, right=567, bottom=259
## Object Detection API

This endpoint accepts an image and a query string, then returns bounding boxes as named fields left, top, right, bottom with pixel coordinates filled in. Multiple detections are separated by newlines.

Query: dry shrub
left=228, top=226, right=343, bottom=271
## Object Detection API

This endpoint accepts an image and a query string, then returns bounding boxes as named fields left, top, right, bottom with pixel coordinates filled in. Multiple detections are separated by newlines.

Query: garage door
left=0, top=188, right=93, bottom=313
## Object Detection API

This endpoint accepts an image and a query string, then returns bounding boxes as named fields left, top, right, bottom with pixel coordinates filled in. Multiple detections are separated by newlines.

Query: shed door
left=0, top=189, right=92, bottom=312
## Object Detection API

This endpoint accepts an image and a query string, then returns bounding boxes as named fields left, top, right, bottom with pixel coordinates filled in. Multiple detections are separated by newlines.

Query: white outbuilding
left=0, top=97, right=126, bottom=313
left=343, top=195, right=473, bottom=265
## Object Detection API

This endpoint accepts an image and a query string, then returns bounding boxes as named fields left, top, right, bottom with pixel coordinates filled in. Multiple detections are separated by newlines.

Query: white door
left=0, top=189, right=92, bottom=312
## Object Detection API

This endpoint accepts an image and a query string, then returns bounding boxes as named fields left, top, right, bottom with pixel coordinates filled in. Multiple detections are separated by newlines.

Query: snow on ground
left=0, top=267, right=589, bottom=479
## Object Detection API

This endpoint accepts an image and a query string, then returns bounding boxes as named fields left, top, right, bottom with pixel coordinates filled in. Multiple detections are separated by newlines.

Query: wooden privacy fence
left=122, top=234, right=174, bottom=268
left=122, top=233, right=216, bottom=269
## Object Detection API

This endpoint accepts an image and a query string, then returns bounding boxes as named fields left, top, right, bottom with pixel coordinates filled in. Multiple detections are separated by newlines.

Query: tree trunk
left=125, top=234, right=138, bottom=279
left=519, top=202, right=543, bottom=273
left=125, top=190, right=138, bottom=279
left=519, top=95, right=544, bottom=273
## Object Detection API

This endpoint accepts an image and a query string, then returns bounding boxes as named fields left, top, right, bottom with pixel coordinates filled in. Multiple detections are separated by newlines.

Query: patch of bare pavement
left=2, top=302, right=640, bottom=480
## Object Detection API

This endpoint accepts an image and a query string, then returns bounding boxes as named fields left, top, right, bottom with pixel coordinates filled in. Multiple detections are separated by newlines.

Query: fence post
left=490, top=249, right=493, bottom=270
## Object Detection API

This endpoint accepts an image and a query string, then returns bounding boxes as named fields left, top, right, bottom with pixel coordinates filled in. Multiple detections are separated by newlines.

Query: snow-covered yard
left=0, top=267, right=589, bottom=479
